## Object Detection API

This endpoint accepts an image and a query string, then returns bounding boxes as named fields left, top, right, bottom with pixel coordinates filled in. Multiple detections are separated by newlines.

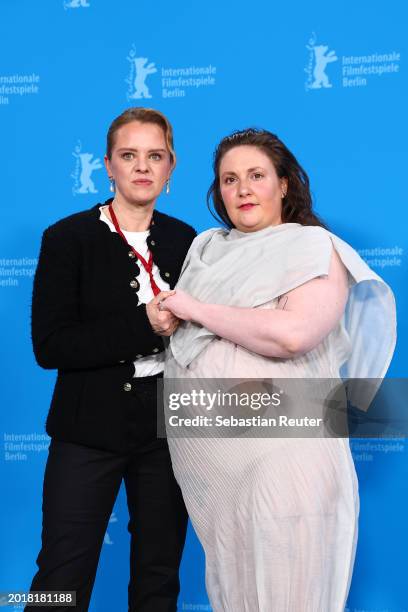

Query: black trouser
left=26, top=375, right=188, bottom=612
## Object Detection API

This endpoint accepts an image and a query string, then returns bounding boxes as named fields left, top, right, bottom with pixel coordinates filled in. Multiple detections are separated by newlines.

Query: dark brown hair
left=207, top=128, right=327, bottom=229
left=106, top=107, right=176, bottom=166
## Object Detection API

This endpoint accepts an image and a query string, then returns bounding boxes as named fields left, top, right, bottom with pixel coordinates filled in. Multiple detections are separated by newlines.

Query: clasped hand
left=146, top=289, right=199, bottom=336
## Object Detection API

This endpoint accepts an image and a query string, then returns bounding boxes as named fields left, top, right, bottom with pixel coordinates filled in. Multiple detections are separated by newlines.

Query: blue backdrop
left=0, top=1, right=406, bottom=610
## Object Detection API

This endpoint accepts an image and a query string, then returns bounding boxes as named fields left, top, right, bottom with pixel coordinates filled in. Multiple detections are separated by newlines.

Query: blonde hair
left=106, top=107, right=176, bottom=167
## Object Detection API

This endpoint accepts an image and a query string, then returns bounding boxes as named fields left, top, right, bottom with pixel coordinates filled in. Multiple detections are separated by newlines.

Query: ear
left=281, top=177, right=288, bottom=194
left=104, top=155, right=112, bottom=178
left=169, top=151, right=177, bottom=176
left=166, top=169, right=173, bottom=183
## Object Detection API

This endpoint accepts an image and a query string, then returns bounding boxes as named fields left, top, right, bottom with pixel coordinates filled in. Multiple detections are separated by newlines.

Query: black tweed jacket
left=31, top=199, right=196, bottom=451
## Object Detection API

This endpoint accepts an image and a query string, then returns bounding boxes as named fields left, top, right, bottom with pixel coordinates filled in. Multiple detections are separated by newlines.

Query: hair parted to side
left=207, top=127, right=327, bottom=229
left=106, top=107, right=176, bottom=166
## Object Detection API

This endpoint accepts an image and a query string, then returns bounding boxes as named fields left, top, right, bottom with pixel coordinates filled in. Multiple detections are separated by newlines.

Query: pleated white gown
left=165, top=300, right=359, bottom=612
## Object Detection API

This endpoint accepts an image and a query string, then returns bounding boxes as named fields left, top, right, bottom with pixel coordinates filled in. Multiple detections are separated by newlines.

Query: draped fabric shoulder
left=170, top=223, right=396, bottom=396
left=328, top=232, right=396, bottom=409
left=328, top=233, right=396, bottom=380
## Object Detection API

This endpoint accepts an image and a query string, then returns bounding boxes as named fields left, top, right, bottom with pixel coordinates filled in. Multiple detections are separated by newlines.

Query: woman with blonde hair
left=26, top=107, right=196, bottom=612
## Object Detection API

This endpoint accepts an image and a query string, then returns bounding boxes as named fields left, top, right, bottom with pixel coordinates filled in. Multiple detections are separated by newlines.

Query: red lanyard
left=108, top=203, right=161, bottom=296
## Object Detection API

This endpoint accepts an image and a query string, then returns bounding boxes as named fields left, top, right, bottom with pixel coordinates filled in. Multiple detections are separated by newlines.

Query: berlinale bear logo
left=71, top=141, right=102, bottom=196
left=63, top=0, right=90, bottom=9
left=305, top=33, right=338, bottom=90
left=126, top=44, right=157, bottom=100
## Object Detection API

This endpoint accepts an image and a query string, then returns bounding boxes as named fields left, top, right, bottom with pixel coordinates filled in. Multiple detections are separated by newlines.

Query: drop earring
left=166, top=179, right=170, bottom=195
left=109, top=177, right=115, bottom=193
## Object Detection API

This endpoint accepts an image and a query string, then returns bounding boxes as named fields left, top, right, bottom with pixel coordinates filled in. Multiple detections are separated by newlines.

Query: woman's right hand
left=146, top=291, right=180, bottom=336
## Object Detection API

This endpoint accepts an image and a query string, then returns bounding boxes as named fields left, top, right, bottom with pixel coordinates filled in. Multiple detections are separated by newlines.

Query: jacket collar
left=91, top=199, right=168, bottom=231
left=91, top=199, right=174, bottom=256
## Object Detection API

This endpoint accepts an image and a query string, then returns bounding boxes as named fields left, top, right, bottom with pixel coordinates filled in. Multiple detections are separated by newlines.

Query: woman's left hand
left=159, top=289, right=201, bottom=322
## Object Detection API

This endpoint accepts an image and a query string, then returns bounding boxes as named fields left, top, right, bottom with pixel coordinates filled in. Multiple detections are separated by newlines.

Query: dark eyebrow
left=116, top=147, right=168, bottom=153
left=221, top=166, right=265, bottom=178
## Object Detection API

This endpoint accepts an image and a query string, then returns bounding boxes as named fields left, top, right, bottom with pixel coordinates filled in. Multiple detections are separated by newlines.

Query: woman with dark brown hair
left=161, top=128, right=396, bottom=611
left=26, top=107, right=196, bottom=612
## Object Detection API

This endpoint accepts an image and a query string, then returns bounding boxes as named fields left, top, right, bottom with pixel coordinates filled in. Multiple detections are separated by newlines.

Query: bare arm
left=162, top=249, right=349, bottom=359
